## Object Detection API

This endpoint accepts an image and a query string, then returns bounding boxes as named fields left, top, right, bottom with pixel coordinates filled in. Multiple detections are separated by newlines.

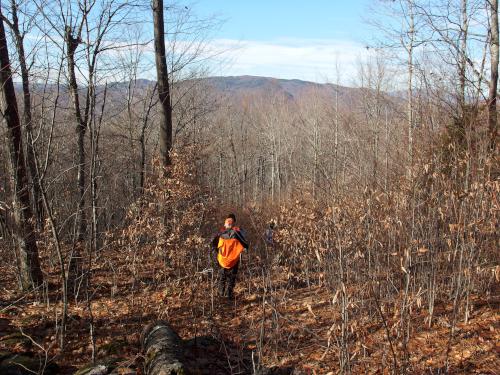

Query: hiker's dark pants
left=218, top=261, right=239, bottom=297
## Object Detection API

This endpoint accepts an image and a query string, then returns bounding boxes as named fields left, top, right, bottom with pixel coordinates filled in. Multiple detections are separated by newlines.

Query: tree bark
left=140, top=85, right=156, bottom=192
left=0, top=9, right=43, bottom=290
left=141, top=321, right=186, bottom=375
left=64, top=25, right=86, bottom=295
left=7, top=0, right=44, bottom=229
left=459, top=0, right=468, bottom=112
left=488, top=0, right=499, bottom=151
left=407, top=0, right=415, bottom=169
left=65, top=25, right=87, bottom=242
left=153, top=0, right=173, bottom=167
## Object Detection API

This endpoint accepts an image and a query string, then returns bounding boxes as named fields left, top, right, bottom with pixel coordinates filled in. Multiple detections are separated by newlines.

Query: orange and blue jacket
left=212, top=227, right=249, bottom=269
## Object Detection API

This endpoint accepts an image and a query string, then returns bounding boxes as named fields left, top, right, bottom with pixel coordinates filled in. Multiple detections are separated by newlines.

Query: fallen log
left=141, top=321, right=186, bottom=375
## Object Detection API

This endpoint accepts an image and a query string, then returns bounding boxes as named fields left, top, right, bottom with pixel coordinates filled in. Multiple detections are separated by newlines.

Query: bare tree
left=64, top=20, right=88, bottom=243
left=153, top=0, right=173, bottom=167
left=0, top=6, right=43, bottom=290
left=488, top=0, right=498, bottom=150
left=1, top=0, right=44, bottom=229
left=406, top=0, right=416, bottom=169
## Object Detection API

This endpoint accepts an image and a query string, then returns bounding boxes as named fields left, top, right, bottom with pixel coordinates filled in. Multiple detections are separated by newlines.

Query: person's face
left=224, top=218, right=234, bottom=229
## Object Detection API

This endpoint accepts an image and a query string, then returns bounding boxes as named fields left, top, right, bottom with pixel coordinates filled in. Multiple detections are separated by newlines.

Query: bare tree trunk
left=334, top=89, right=339, bottom=192
left=459, top=0, right=469, bottom=113
left=65, top=26, right=87, bottom=242
left=488, top=0, right=499, bottom=151
left=407, top=0, right=415, bottom=169
left=153, top=0, right=173, bottom=167
left=5, top=0, right=44, bottom=229
left=337, top=237, right=350, bottom=373
left=385, top=106, right=389, bottom=190
left=126, top=78, right=138, bottom=193
left=140, top=86, right=156, bottom=192
left=39, top=172, right=68, bottom=348
left=271, top=149, right=275, bottom=203
left=0, top=10, right=43, bottom=290
left=86, top=83, right=107, bottom=362
left=63, top=24, right=87, bottom=297
left=34, top=62, right=68, bottom=348
left=312, top=123, right=318, bottom=200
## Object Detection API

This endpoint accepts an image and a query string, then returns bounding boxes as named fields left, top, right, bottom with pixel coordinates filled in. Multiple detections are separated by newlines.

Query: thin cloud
left=207, top=38, right=369, bottom=83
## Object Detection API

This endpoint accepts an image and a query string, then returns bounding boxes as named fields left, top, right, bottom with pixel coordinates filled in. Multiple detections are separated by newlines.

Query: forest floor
left=1, top=247, right=499, bottom=374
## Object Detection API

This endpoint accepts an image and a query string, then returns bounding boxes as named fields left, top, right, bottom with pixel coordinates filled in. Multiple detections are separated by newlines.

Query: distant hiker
left=211, top=213, right=248, bottom=299
left=264, top=221, right=275, bottom=247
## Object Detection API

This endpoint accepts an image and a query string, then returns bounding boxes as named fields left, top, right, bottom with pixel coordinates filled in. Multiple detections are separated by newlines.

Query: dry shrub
left=114, top=146, right=216, bottom=286
left=274, top=149, right=498, bottom=317
left=251, top=146, right=499, bottom=372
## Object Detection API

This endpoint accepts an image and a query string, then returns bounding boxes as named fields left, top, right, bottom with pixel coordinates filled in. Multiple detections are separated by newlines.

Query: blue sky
left=16, top=1, right=379, bottom=85
left=195, top=1, right=370, bottom=42
left=192, top=1, right=374, bottom=83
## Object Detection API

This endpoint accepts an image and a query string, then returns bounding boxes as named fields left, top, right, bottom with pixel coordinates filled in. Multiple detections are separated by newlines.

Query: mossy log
left=73, top=356, right=122, bottom=375
left=141, top=321, right=186, bottom=375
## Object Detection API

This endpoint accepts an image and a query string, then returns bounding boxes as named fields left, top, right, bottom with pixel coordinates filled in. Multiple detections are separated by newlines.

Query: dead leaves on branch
left=116, top=147, right=212, bottom=265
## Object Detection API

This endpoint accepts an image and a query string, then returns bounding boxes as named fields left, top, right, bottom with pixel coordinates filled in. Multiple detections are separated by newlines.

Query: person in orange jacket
left=211, top=213, right=248, bottom=299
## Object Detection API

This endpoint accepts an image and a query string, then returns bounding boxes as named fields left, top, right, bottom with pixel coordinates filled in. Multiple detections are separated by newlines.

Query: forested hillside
left=0, top=1, right=498, bottom=374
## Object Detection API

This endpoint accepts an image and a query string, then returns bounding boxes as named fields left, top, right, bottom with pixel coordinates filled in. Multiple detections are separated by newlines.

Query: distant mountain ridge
left=15, top=75, right=393, bottom=110
left=103, top=75, right=369, bottom=107
left=201, top=75, right=359, bottom=102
